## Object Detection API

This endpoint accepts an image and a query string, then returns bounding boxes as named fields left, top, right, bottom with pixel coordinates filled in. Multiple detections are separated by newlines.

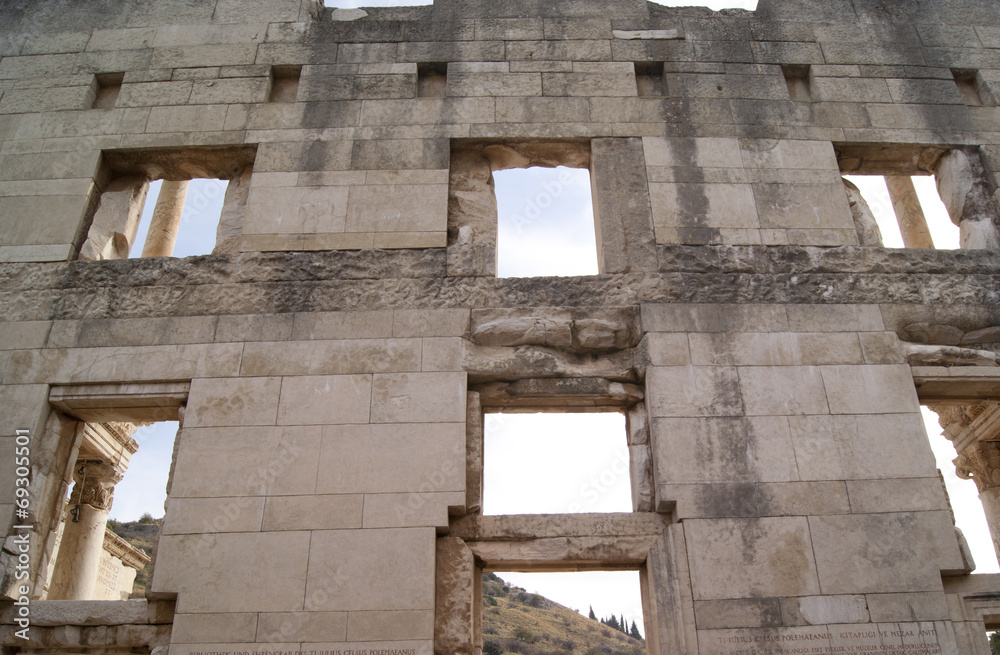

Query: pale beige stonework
left=1, top=1, right=1000, bottom=655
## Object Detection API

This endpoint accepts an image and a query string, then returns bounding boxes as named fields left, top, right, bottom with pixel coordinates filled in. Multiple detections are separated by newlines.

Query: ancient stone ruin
left=1, top=0, right=1000, bottom=654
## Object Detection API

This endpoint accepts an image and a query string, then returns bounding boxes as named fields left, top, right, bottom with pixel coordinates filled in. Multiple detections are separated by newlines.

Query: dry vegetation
left=482, top=573, right=645, bottom=655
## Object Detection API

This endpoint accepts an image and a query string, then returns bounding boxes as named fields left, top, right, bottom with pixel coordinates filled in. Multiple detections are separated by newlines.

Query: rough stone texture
left=1, top=0, right=1000, bottom=654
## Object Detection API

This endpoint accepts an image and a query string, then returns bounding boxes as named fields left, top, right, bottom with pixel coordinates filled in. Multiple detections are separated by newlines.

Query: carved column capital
left=69, top=461, right=123, bottom=511
left=955, top=441, right=1000, bottom=493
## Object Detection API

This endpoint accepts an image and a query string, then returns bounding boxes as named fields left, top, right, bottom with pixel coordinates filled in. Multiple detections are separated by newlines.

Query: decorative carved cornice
left=103, top=528, right=151, bottom=570
left=101, top=421, right=141, bottom=454
left=955, top=441, right=1000, bottom=493
left=69, top=461, right=123, bottom=511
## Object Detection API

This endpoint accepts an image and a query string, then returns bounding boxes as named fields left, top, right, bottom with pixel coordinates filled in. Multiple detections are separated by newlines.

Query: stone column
left=934, top=149, right=1000, bottom=250
left=47, top=461, right=122, bottom=600
left=955, top=441, right=1000, bottom=563
left=141, top=180, right=189, bottom=257
left=885, top=175, right=934, bottom=249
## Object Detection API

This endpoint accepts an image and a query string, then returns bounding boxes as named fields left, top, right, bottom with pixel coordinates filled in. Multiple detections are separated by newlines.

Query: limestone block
left=780, top=595, right=870, bottom=626
left=213, top=166, right=251, bottom=255
left=903, top=343, right=999, bottom=367
left=0, top=85, right=94, bottom=114
left=541, top=70, right=636, bottom=97
left=6, top=600, right=149, bottom=626
left=738, top=365, right=829, bottom=416
left=859, top=333, right=907, bottom=365
left=786, top=305, right=884, bottom=332
left=650, top=182, right=759, bottom=233
left=162, top=497, right=266, bottom=534
left=495, top=96, right=588, bottom=123
left=757, top=481, right=851, bottom=516
left=689, top=333, right=801, bottom=366
left=647, top=366, right=744, bottom=417
left=170, top=426, right=321, bottom=498
left=753, top=182, right=856, bottom=231
left=189, top=77, right=270, bottom=105
left=47, top=316, right=219, bottom=348
left=643, top=136, right=742, bottom=169
left=3, top=343, right=243, bottom=385
left=476, top=18, right=545, bottom=40
left=345, top=183, right=448, bottom=234
left=243, top=185, right=349, bottom=235
left=171, top=613, right=258, bottom=644
left=291, top=311, right=393, bottom=340
left=361, top=97, right=495, bottom=126
left=846, top=478, right=950, bottom=514
left=116, top=81, right=193, bottom=107
left=435, top=536, right=476, bottom=654
left=799, top=333, right=865, bottom=365
left=216, top=314, right=294, bottom=343
left=641, top=333, right=691, bottom=366
left=152, top=532, right=310, bottom=613
left=145, top=104, right=228, bottom=132
left=865, top=593, right=951, bottom=623
left=186, top=377, right=281, bottom=427
left=591, top=137, right=658, bottom=273
left=809, top=511, right=965, bottom=594
left=820, top=364, right=921, bottom=415
left=150, top=44, right=257, bottom=69
left=506, top=39, right=612, bottom=61
left=740, top=139, right=838, bottom=171
left=253, top=141, right=354, bottom=174
left=392, top=309, right=470, bottom=337
left=361, top=491, right=463, bottom=528
left=421, top=337, right=465, bottom=372
left=351, top=139, right=449, bottom=170
left=255, top=612, right=348, bottom=643
left=448, top=71, right=543, bottom=96
left=685, top=517, right=821, bottom=600
left=0, top=150, right=102, bottom=182
left=370, top=372, right=466, bottom=423
left=472, top=316, right=573, bottom=348
left=317, top=423, right=465, bottom=494
left=261, top=494, right=364, bottom=531
left=304, top=528, right=435, bottom=611
left=0, top=321, right=50, bottom=350
left=276, top=374, right=373, bottom=425
left=653, top=415, right=798, bottom=487
left=694, top=598, right=782, bottom=629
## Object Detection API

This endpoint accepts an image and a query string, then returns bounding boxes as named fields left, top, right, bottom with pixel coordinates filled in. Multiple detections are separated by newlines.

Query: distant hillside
left=482, top=573, right=645, bottom=655
left=107, top=514, right=163, bottom=598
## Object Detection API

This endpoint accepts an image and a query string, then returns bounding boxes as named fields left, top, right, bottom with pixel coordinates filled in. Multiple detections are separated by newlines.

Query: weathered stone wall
left=1, top=0, right=1000, bottom=654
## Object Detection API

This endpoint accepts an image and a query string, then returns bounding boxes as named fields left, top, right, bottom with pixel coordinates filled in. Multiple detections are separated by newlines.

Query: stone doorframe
left=435, top=513, right=692, bottom=655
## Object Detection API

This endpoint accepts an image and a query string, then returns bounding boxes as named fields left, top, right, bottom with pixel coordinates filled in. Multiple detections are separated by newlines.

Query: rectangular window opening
left=417, top=62, right=448, bottom=98
left=494, top=166, right=599, bottom=278
left=130, top=178, right=227, bottom=257
left=634, top=61, right=665, bottom=97
left=921, top=405, right=1000, bottom=574
left=44, top=420, right=178, bottom=600
left=842, top=174, right=959, bottom=249
left=269, top=65, right=301, bottom=103
left=483, top=411, right=630, bottom=515
left=952, top=69, right=985, bottom=107
left=782, top=64, right=812, bottom=102
left=92, top=72, right=124, bottom=110
left=482, top=571, right=647, bottom=655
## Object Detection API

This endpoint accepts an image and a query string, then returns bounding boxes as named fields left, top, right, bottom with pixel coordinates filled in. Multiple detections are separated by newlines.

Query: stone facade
left=1, top=0, right=1000, bottom=654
